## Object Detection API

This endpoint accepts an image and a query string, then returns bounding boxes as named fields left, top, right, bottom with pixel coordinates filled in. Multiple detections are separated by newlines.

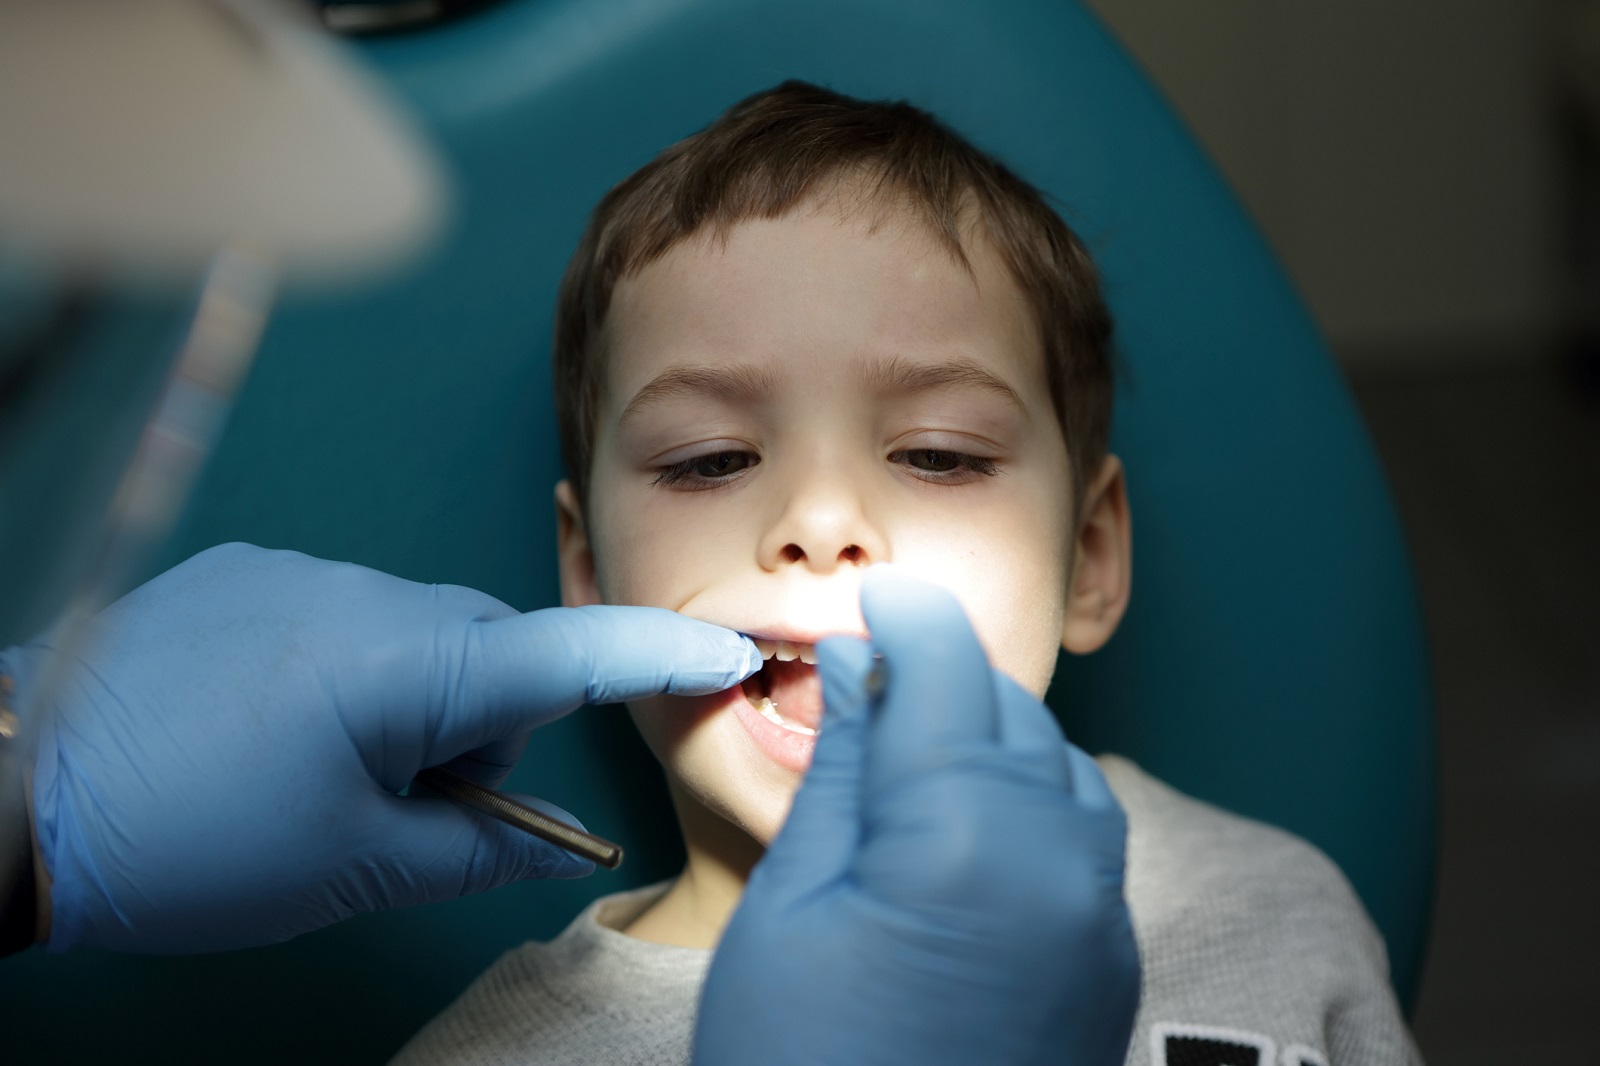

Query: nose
left=757, top=462, right=886, bottom=574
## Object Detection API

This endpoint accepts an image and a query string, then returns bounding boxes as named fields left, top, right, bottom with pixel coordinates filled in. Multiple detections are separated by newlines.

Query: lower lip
left=726, top=687, right=817, bottom=774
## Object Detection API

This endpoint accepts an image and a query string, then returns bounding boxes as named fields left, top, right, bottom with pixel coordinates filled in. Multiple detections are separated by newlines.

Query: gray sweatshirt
left=391, top=756, right=1420, bottom=1066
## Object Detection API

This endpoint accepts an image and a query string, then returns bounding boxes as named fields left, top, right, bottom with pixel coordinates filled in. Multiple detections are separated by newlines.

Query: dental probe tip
left=864, top=654, right=887, bottom=702
left=414, top=766, right=624, bottom=870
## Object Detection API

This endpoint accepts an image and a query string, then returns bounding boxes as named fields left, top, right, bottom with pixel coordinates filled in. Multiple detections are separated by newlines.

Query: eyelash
left=889, top=449, right=1000, bottom=484
left=651, top=449, right=1000, bottom=490
left=652, top=451, right=760, bottom=490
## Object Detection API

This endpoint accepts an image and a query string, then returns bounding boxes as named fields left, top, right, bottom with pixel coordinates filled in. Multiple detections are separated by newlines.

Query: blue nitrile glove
left=695, top=568, right=1140, bottom=1066
left=0, top=542, right=760, bottom=954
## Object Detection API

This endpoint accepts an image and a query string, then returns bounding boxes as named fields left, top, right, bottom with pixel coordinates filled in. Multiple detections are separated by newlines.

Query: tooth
left=754, top=696, right=816, bottom=736
left=775, top=641, right=800, bottom=662
left=798, top=645, right=818, bottom=665
left=753, top=639, right=776, bottom=660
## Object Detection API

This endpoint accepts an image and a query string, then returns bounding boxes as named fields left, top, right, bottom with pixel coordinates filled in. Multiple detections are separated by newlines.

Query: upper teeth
left=752, top=639, right=817, bottom=665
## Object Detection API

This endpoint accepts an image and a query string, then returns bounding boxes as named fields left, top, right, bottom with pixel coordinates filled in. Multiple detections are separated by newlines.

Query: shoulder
left=389, top=883, right=709, bottom=1066
left=1099, top=754, right=1360, bottom=914
left=1096, top=756, right=1421, bottom=1066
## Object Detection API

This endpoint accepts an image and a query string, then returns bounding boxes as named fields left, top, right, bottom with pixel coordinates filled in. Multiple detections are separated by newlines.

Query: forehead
left=598, top=199, right=1046, bottom=407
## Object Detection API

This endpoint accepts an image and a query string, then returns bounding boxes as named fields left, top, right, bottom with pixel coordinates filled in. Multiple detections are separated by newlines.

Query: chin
left=709, top=787, right=794, bottom=848
left=691, top=712, right=807, bottom=847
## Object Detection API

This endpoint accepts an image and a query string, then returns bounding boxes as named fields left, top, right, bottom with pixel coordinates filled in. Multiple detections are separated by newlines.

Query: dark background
left=1088, top=1, right=1600, bottom=1059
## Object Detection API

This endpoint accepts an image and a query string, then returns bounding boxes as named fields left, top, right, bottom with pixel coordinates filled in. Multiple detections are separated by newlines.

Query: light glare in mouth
left=752, top=695, right=816, bottom=736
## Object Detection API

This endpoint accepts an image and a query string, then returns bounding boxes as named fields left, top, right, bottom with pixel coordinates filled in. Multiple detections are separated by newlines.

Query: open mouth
left=739, top=640, right=823, bottom=736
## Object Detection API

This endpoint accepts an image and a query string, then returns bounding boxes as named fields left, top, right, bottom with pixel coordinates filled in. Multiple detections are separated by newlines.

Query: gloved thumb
left=747, top=636, right=873, bottom=909
left=374, top=789, right=596, bottom=911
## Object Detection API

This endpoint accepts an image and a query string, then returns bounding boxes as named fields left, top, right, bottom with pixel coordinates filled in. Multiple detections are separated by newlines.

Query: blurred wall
left=1085, top=0, right=1562, bottom=367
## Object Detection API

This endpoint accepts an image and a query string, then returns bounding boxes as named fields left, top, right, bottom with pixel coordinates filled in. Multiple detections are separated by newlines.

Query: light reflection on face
left=562, top=201, right=1077, bottom=846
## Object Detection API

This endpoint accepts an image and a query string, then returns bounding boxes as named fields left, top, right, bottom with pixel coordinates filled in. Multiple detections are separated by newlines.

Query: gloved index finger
left=433, top=605, right=761, bottom=763
left=993, top=672, right=1073, bottom=787
left=557, top=605, right=764, bottom=705
left=859, top=567, right=999, bottom=797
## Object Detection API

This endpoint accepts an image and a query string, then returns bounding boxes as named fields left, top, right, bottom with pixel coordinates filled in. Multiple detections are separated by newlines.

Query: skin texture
left=556, top=194, right=1132, bottom=948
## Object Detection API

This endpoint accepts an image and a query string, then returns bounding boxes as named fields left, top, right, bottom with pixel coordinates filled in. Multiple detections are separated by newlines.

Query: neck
left=622, top=780, right=763, bottom=948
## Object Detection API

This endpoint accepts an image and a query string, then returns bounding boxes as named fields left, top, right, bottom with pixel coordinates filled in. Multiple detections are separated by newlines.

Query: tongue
left=758, top=659, right=823, bottom=730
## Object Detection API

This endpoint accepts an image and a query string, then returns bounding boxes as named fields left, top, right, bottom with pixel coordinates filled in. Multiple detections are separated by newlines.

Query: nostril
left=781, top=544, right=805, bottom=563
left=840, top=544, right=864, bottom=563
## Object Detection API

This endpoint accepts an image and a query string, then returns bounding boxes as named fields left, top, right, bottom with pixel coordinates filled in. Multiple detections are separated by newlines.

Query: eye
left=653, top=450, right=759, bottom=489
left=889, top=448, right=1000, bottom=484
left=904, top=449, right=962, bottom=473
left=687, top=452, right=750, bottom=478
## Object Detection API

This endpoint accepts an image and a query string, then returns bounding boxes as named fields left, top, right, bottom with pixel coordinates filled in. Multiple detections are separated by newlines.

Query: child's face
left=558, top=199, right=1124, bottom=845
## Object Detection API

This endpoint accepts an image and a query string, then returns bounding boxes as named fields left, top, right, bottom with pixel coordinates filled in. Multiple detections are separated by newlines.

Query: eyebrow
left=616, top=354, right=1027, bottom=426
left=862, top=355, right=1028, bottom=415
left=618, top=363, right=783, bottom=426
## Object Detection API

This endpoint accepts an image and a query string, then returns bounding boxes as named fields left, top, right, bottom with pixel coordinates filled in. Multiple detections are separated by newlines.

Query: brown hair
left=553, top=79, right=1114, bottom=519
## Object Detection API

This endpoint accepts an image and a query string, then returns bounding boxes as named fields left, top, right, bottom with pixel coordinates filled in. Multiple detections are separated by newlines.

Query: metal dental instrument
left=414, top=766, right=624, bottom=870
left=864, top=653, right=888, bottom=704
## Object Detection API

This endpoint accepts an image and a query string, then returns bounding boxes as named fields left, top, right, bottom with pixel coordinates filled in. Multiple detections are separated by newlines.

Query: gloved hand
left=0, top=542, right=759, bottom=954
left=695, top=568, right=1140, bottom=1066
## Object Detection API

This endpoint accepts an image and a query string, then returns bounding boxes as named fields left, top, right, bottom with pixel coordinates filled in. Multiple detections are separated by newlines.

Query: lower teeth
left=754, top=696, right=816, bottom=737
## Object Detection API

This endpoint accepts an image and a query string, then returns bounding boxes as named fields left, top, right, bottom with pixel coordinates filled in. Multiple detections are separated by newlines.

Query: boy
left=393, top=81, right=1417, bottom=1065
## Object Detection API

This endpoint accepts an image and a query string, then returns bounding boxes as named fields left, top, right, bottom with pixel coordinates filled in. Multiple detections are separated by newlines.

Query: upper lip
left=737, top=627, right=869, bottom=645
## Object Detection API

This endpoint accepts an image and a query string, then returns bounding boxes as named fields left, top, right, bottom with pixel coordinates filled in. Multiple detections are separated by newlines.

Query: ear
left=555, top=480, right=603, bottom=608
left=1061, top=455, right=1132, bottom=655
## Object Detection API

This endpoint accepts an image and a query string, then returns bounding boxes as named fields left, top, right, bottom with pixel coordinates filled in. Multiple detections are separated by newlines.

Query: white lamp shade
left=0, top=0, right=450, bottom=285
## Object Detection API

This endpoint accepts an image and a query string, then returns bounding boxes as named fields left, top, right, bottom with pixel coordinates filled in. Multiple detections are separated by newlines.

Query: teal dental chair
left=0, top=1, right=1435, bottom=1060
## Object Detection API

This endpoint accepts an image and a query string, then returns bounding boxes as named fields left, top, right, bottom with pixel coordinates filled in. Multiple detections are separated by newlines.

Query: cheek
left=626, top=693, right=712, bottom=762
left=891, top=501, right=1070, bottom=696
left=588, top=492, right=740, bottom=607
